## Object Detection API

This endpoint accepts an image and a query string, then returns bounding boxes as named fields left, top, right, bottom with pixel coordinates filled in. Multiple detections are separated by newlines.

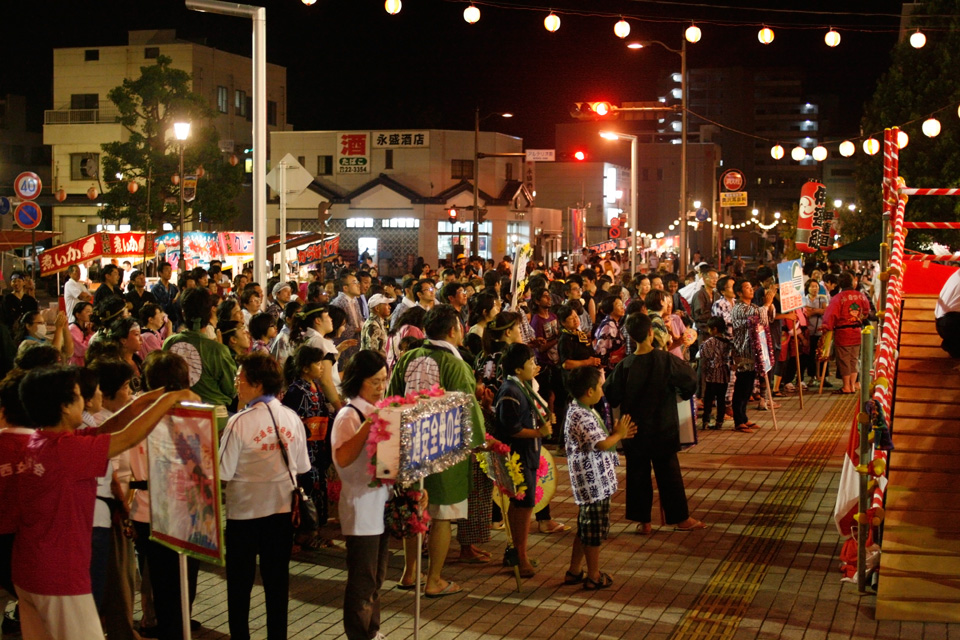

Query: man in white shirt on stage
left=936, top=268, right=960, bottom=358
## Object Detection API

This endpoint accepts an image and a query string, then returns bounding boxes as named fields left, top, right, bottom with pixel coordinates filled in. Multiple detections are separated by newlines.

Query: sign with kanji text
left=524, top=162, right=535, bottom=201
left=372, top=131, right=429, bottom=148
left=525, top=149, right=555, bottom=162
left=720, top=191, right=747, bottom=207
left=720, top=169, right=745, bottom=192
left=296, top=235, right=341, bottom=265
left=14, top=172, right=42, bottom=200
left=337, top=132, right=370, bottom=174
left=182, top=175, right=198, bottom=203
left=14, top=202, right=42, bottom=230
left=777, top=259, right=805, bottom=312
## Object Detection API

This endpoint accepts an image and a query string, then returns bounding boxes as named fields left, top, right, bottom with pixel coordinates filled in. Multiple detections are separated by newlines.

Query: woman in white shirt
left=331, top=350, right=391, bottom=640
left=219, top=352, right=310, bottom=640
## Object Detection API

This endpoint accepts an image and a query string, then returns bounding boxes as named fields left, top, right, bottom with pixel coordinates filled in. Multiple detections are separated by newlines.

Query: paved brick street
left=174, top=389, right=960, bottom=640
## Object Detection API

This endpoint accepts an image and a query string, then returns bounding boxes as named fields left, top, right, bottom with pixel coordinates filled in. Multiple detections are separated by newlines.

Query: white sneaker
left=800, top=382, right=808, bottom=390
left=784, top=383, right=796, bottom=392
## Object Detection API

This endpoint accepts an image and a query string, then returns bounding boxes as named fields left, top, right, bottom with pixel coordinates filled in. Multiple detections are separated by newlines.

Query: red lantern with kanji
left=229, top=155, right=239, bottom=167
left=127, top=181, right=139, bottom=194
left=196, top=166, right=205, bottom=179
left=171, top=174, right=180, bottom=186
left=795, top=180, right=826, bottom=253
left=54, top=189, right=67, bottom=202
left=87, top=187, right=99, bottom=200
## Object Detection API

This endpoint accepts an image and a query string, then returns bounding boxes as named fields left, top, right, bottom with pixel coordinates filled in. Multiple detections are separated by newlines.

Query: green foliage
left=100, top=56, right=243, bottom=229
left=855, top=1, right=960, bottom=249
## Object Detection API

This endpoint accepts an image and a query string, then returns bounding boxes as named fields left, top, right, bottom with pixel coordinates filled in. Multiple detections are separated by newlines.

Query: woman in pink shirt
left=137, top=303, right=171, bottom=360
left=69, top=302, right=94, bottom=366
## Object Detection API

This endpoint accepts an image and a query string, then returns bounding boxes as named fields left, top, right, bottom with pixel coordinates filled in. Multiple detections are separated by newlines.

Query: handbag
left=265, top=404, right=320, bottom=536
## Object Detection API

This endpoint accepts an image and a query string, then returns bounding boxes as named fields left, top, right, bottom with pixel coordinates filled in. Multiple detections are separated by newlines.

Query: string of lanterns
left=356, top=0, right=934, bottom=49
left=637, top=210, right=782, bottom=242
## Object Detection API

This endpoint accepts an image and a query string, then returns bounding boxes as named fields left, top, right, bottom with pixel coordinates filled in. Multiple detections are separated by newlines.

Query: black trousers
left=343, top=533, right=390, bottom=640
left=733, top=370, right=756, bottom=427
left=132, top=521, right=199, bottom=640
left=0, top=533, right=13, bottom=596
left=623, top=448, right=690, bottom=525
left=225, top=513, right=293, bottom=640
left=937, top=313, right=960, bottom=358
left=702, top=381, right=727, bottom=427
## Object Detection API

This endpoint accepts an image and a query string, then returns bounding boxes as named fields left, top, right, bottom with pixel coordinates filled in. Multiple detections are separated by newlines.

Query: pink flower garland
left=365, top=384, right=445, bottom=487
left=516, top=454, right=550, bottom=502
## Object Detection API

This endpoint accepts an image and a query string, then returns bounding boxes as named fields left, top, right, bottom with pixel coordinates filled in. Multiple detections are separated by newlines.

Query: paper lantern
left=87, top=187, right=99, bottom=200
left=770, top=144, right=784, bottom=160
left=196, top=166, right=205, bottom=178
left=55, top=189, right=67, bottom=202
left=229, top=155, right=239, bottom=167
left=825, top=29, right=841, bottom=47
left=897, top=130, right=909, bottom=149
left=544, top=12, right=560, bottom=32
left=812, top=146, right=828, bottom=161
left=127, top=181, right=139, bottom=194
left=614, top=19, right=630, bottom=39
left=791, top=146, right=807, bottom=161
left=171, top=174, right=180, bottom=185
left=863, top=138, right=880, bottom=155
left=302, top=0, right=316, bottom=4
left=910, top=31, right=926, bottom=48
left=839, top=140, right=855, bottom=157
left=758, top=27, right=774, bottom=45
left=922, top=118, right=941, bottom=138
left=685, top=24, right=701, bottom=44
left=384, top=0, right=401, bottom=15
left=463, top=5, right=480, bottom=23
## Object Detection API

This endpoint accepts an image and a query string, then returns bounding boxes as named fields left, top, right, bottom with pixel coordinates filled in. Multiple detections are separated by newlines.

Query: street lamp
left=174, top=121, right=191, bottom=281
left=599, top=131, right=639, bottom=274
left=630, top=37, right=688, bottom=271
left=473, top=109, right=513, bottom=260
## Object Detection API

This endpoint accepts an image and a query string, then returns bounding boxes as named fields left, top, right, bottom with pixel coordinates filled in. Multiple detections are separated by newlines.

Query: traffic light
left=477, top=206, right=488, bottom=223
left=570, top=101, right=618, bottom=119
left=574, top=150, right=587, bottom=161
left=448, top=207, right=458, bottom=223
left=317, top=202, right=331, bottom=226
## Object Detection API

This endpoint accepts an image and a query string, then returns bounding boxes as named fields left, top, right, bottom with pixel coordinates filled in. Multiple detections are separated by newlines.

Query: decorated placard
left=147, top=403, right=225, bottom=565
left=368, top=387, right=475, bottom=486
left=757, top=324, right=773, bottom=373
left=777, top=259, right=805, bottom=312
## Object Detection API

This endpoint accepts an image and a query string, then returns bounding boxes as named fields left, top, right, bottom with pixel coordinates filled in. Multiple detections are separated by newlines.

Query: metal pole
left=473, top=106, right=480, bottom=260
left=279, top=160, right=287, bottom=279
left=185, top=0, right=268, bottom=289
left=857, top=325, right=875, bottom=592
left=679, top=38, right=689, bottom=273
left=630, top=136, right=638, bottom=274
left=178, top=141, right=185, bottom=280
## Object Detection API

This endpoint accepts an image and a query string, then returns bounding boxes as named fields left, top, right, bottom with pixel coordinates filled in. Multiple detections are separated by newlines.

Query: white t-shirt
left=219, top=397, right=310, bottom=520
left=64, top=278, right=89, bottom=322
left=936, top=269, right=960, bottom=319
left=331, top=397, right=389, bottom=536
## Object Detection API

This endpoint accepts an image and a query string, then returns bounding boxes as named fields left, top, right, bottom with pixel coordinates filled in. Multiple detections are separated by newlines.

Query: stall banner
left=296, top=235, right=340, bottom=265
left=219, top=232, right=255, bottom=256
left=154, top=232, right=221, bottom=271
left=147, top=402, right=225, bottom=565
left=41, top=232, right=155, bottom=276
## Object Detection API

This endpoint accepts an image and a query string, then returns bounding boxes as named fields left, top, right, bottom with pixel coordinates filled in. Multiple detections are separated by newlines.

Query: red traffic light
left=573, top=151, right=586, bottom=161
left=448, top=207, right=458, bottom=222
left=570, top=101, right=617, bottom=119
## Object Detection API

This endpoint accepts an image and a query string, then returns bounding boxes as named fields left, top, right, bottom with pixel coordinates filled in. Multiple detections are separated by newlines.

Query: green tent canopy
left=827, top=232, right=883, bottom=261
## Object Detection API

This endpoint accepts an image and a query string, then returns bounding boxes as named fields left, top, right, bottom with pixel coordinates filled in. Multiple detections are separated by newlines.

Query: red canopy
left=0, top=229, right=61, bottom=251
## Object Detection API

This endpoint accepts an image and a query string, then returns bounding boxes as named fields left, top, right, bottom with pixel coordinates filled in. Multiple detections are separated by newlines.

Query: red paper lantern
left=196, top=166, right=205, bottom=179
left=229, top=155, right=239, bottom=167
left=127, top=181, right=139, bottom=194
left=87, top=187, right=99, bottom=200
left=171, top=174, right=180, bottom=185
left=54, top=189, right=67, bottom=202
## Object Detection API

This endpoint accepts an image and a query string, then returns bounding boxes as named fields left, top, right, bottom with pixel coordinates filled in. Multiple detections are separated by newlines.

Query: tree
left=852, top=1, right=960, bottom=248
left=100, top=55, right=243, bottom=230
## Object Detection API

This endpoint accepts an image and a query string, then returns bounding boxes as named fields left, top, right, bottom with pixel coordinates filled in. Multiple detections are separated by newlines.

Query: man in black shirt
left=93, top=264, right=123, bottom=305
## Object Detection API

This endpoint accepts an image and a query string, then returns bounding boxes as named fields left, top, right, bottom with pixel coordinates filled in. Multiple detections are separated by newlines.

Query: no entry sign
left=14, top=201, right=42, bottom=230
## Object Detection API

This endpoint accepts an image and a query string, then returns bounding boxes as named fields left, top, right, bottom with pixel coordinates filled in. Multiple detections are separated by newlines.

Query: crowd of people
left=0, top=247, right=878, bottom=640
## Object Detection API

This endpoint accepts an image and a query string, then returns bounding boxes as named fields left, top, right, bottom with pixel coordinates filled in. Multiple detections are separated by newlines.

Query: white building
left=44, top=29, right=288, bottom=242
left=267, top=129, right=562, bottom=276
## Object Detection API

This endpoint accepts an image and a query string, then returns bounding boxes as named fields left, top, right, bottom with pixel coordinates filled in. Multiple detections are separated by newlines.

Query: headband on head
left=488, top=316, right=518, bottom=332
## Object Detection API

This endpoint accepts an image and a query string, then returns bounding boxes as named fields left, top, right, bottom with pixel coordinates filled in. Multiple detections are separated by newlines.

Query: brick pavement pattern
left=142, top=389, right=960, bottom=640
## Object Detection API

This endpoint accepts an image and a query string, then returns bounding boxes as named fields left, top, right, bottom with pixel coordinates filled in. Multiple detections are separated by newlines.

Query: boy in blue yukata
left=562, top=366, right=636, bottom=590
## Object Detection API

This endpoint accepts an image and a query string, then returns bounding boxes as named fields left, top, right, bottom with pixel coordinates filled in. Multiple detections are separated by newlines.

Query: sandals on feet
left=583, top=573, right=613, bottom=590
left=564, top=570, right=585, bottom=585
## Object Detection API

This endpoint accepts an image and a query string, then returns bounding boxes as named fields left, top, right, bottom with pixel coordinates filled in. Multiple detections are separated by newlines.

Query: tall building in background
left=44, top=29, right=288, bottom=242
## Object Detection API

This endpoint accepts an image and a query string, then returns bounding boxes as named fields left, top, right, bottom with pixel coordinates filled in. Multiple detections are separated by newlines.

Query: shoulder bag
left=265, top=403, right=320, bottom=536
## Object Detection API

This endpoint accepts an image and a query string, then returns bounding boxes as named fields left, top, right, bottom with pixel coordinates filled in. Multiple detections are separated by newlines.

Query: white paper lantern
left=897, top=130, right=909, bottom=149
left=812, top=146, right=828, bottom=161
left=910, top=31, right=926, bottom=48
left=770, top=144, right=784, bottom=160
left=839, top=140, right=855, bottom=157
left=791, top=146, right=807, bottom=161
left=824, top=29, right=841, bottom=47
left=922, top=118, right=941, bottom=138
left=614, top=19, right=630, bottom=39
left=544, top=12, right=561, bottom=32
left=758, top=27, right=775, bottom=45
left=463, top=5, right=480, bottom=23
left=384, top=0, right=401, bottom=14
left=685, top=24, right=701, bottom=43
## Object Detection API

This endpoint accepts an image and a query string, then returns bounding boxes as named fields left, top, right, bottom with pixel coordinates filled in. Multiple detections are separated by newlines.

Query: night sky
left=3, top=0, right=909, bottom=148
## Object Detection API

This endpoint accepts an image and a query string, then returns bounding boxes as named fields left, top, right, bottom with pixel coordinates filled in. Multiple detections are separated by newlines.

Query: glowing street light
left=174, top=121, right=191, bottom=280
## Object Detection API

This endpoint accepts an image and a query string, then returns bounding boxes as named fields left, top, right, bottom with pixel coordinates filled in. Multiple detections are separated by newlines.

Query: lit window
left=346, top=218, right=374, bottom=228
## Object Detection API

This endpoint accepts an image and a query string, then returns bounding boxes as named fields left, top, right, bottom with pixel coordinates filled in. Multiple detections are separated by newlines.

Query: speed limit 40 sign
left=14, top=172, right=42, bottom=200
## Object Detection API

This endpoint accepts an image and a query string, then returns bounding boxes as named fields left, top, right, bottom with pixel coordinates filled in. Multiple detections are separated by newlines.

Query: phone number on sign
left=338, top=166, right=368, bottom=174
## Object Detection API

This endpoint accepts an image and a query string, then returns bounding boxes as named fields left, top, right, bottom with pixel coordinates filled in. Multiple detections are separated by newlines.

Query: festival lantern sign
left=796, top=180, right=827, bottom=253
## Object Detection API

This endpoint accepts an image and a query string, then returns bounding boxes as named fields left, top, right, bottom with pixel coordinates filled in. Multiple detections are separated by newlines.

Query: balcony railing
left=44, top=108, right=120, bottom=125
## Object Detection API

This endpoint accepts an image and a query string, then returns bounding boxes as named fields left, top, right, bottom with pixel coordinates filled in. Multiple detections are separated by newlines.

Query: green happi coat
left=387, top=340, right=485, bottom=506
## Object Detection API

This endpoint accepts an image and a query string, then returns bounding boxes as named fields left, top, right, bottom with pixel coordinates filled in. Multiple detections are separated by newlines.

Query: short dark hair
left=555, top=303, right=578, bottom=325
left=84, top=339, right=123, bottom=366
left=243, top=281, right=261, bottom=292
left=645, top=290, right=666, bottom=312
left=625, top=312, right=653, bottom=344
left=482, top=270, right=499, bottom=288
left=707, top=316, right=727, bottom=333
left=757, top=266, right=774, bottom=283
left=108, top=316, right=140, bottom=342
left=78, top=367, right=100, bottom=402
left=15, top=344, right=61, bottom=370
left=839, top=271, right=855, bottom=289
left=0, top=370, right=30, bottom=426
left=326, top=305, right=346, bottom=338
left=143, top=351, right=190, bottom=391
left=625, top=299, right=645, bottom=316
left=565, top=366, right=602, bottom=400
left=240, top=289, right=260, bottom=307
left=284, top=345, right=325, bottom=384
left=249, top=312, right=276, bottom=341
left=101, top=264, right=119, bottom=281
left=237, top=351, right=284, bottom=396
left=89, top=359, right=135, bottom=400
left=599, top=295, right=618, bottom=316
left=139, top=303, right=162, bottom=327
left=423, top=304, right=461, bottom=340
left=717, top=276, right=734, bottom=293
left=402, top=276, right=417, bottom=292
left=217, top=298, right=240, bottom=323
left=93, top=297, right=127, bottom=329
left=413, top=279, right=435, bottom=301
left=307, top=280, right=324, bottom=301
left=581, top=268, right=597, bottom=282
left=180, top=287, right=214, bottom=326
left=340, top=350, right=387, bottom=399
left=501, top=342, right=535, bottom=377
left=441, top=281, right=463, bottom=303
left=733, top=279, right=750, bottom=297
left=158, top=262, right=172, bottom=274
left=20, top=366, right=82, bottom=428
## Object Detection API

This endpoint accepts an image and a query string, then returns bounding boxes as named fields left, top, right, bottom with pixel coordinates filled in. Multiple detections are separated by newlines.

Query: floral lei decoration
left=515, top=453, right=549, bottom=503
left=384, top=487, right=431, bottom=539
left=365, top=383, right=445, bottom=488
left=477, top=434, right=527, bottom=498
left=748, top=314, right=775, bottom=377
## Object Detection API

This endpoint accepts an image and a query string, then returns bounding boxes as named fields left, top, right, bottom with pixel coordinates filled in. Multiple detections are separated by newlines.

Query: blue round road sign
left=696, top=207, right=709, bottom=222
left=0, top=197, right=10, bottom=216
left=14, top=201, right=42, bottom=230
